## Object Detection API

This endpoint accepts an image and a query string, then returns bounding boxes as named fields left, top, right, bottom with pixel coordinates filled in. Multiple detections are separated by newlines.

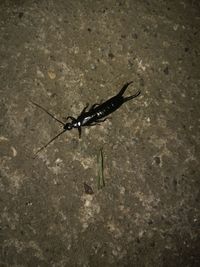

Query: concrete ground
left=0, top=0, right=199, bottom=266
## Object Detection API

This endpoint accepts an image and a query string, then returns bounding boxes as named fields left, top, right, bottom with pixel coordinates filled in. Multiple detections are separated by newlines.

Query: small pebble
left=47, top=70, right=56, bottom=79
left=163, top=66, right=169, bottom=75
left=84, top=183, right=94, bottom=195
left=154, top=156, right=160, bottom=165
left=90, top=63, right=96, bottom=70
left=11, top=146, right=17, bottom=157
left=18, top=12, right=24, bottom=19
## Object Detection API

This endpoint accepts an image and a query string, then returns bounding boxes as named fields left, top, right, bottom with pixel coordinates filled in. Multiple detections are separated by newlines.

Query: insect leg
left=85, top=118, right=109, bottom=127
left=88, top=103, right=101, bottom=111
left=78, top=127, right=82, bottom=138
left=63, top=116, right=76, bottom=122
left=96, top=118, right=109, bottom=123
left=80, top=103, right=89, bottom=115
left=88, top=122, right=101, bottom=126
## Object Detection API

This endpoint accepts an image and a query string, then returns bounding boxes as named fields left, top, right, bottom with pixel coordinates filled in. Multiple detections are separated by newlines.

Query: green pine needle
left=97, top=148, right=105, bottom=189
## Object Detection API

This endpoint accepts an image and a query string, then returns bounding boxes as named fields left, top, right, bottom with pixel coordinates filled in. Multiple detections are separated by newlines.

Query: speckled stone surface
left=0, top=1, right=199, bottom=266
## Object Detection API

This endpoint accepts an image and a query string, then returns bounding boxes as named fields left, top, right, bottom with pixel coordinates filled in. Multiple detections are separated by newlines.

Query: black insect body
left=31, top=81, right=140, bottom=155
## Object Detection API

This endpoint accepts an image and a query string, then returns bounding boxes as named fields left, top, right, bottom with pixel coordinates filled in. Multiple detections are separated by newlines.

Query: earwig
left=31, top=81, right=140, bottom=156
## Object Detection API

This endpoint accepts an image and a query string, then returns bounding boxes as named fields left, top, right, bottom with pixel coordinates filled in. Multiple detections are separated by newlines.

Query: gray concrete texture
left=0, top=0, right=199, bottom=266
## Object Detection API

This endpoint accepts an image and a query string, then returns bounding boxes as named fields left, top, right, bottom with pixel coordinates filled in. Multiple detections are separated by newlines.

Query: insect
left=31, top=81, right=140, bottom=155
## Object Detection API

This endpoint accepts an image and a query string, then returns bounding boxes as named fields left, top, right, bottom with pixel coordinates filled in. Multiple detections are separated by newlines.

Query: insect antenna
left=30, top=100, right=65, bottom=126
left=34, top=129, right=67, bottom=157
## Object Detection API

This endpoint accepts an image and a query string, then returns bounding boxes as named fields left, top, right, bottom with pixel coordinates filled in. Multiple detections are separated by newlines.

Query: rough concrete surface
left=0, top=0, right=200, bottom=266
